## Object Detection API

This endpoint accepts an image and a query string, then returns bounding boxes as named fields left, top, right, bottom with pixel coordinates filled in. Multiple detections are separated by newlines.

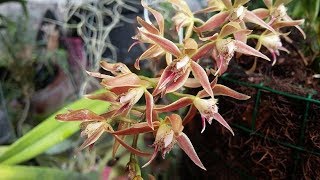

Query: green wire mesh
left=219, top=73, right=320, bottom=179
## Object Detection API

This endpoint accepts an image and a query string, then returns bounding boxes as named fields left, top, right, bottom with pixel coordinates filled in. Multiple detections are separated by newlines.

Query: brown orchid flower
left=56, top=109, right=112, bottom=151
left=168, top=0, right=203, bottom=40
left=154, top=78, right=250, bottom=133
left=195, top=22, right=270, bottom=75
left=131, top=0, right=167, bottom=70
left=88, top=61, right=156, bottom=129
left=252, top=0, right=306, bottom=39
left=195, top=0, right=276, bottom=34
left=56, top=109, right=154, bottom=157
left=139, top=31, right=214, bottom=98
left=255, top=31, right=289, bottom=65
left=141, top=114, right=206, bottom=170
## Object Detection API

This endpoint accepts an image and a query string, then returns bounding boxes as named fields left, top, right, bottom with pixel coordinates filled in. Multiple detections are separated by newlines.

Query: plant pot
left=31, top=67, right=75, bottom=116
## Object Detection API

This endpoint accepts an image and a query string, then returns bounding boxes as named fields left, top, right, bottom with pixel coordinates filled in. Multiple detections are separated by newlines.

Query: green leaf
left=0, top=165, right=98, bottom=180
left=0, top=146, right=9, bottom=156
left=0, top=89, right=110, bottom=165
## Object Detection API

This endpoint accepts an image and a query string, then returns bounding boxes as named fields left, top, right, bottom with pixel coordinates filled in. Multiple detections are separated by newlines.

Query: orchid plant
left=56, top=0, right=304, bottom=178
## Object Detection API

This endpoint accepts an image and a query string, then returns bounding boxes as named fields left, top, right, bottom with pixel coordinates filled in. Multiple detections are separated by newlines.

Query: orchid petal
left=243, top=10, right=277, bottom=34
left=164, top=131, right=174, bottom=147
left=198, top=33, right=219, bottom=42
left=168, top=0, right=193, bottom=16
left=85, top=92, right=117, bottom=102
left=111, top=122, right=160, bottom=135
left=128, top=41, right=140, bottom=52
left=283, top=15, right=306, bottom=39
left=194, top=6, right=222, bottom=14
left=272, top=19, right=304, bottom=29
left=263, top=0, right=273, bottom=8
left=184, top=78, right=201, bottom=88
left=185, top=23, right=194, bottom=40
left=142, top=147, right=158, bottom=168
left=234, top=29, right=252, bottom=43
left=155, top=97, right=193, bottom=112
left=234, top=0, right=250, bottom=7
left=77, top=125, right=105, bottom=151
left=195, top=11, right=229, bottom=33
left=145, top=90, right=154, bottom=129
left=137, top=16, right=159, bottom=35
left=113, top=134, right=152, bottom=157
left=165, top=68, right=191, bottom=94
left=152, top=66, right=173, bottom=96
left=100, top=61, right=131, bottom=75
left=190, top=61, right=214, bottom=98
left=252, top=8, right=270, bottom=19
left=222, top=0, right=233, bottom=9
left=191, top=42, right=215, bottom=61
left=168, top=114, right=184, bottom=134
left=212, top=113, right=234, bottom=135
left=184, top=38, right=198, bottom=55
left=215, top=56, right=228, bottom=75
left=86, top=71, right=112, bottom=79
left=176, top=132, right=206, bottom=170
left=166, top=52, right=173, bottom=65
left=56, top=109, right=105, bottom=122
left=135, top=45, right=164, bottom=70
left=201, top=116, right=206, bottom=133
left=234, top=40, right=271, bottom=61
left=140, top=31, right=182, bottom=57
left=141, top=0, right=164, bottom=34
left=112, top=122, right=129, bottom=158
left=100, top=109, right=119, bottom=119
left=108, top=86, right=140, bottom=96
left=219, top=22, right=242, bottom=39
left=197, top=76, right=218, bottom=98
left=182, top=104, right=197, bottom=126
left=101, top=73, right=141, bottom=88
left=212, top=84, right=251, bottom=100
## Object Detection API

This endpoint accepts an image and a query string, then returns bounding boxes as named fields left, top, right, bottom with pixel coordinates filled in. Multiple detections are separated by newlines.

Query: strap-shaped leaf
left=0, top=165, right=98, bottom=180
left=0, top=89, right=109, bottom=165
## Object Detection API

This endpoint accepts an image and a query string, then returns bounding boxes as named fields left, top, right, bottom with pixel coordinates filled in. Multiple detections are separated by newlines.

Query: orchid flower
left=142, top=114, right=206, bottom=170
left=154, top=79, right=250, bottom=133
left=56, top=109, right=154, bottom=157
left=131, top=0, right=167, bottom=70
left=196, top=22, right=270, bottom=75
left=168, top=0, right=201, bottom=40
left=195, top=0, right=276, bottom=34
left=255, top=31, right=289, bottom=65
left=111, top=116, right=205, bottom=170
left=88, top=61, right=156, bottom=129
left=139, top=29, right=214, bottom=98
left=253, top=0, right=306, bottom=39
left=56, top=109, right=112, bottom=151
